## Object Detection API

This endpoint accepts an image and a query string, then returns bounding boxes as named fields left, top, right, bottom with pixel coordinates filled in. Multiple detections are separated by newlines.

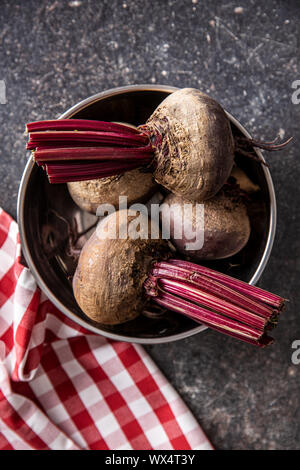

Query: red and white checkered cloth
left=0, top=208, right=212, bottom=450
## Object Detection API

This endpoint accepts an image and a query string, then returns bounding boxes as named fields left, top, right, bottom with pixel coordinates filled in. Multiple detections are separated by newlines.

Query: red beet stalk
left=33, top=144, right=153, bottom=162
left=168, top=259, right=285, bottom=310
left=45, top=160, right=142, bottom=183
left=26, top=119, right=140, bottom=134
left=28, top=130, right=149, bottom=147
left=26, top=119, right=155, bottom=183
left=144, top=260, right=285, bottom=347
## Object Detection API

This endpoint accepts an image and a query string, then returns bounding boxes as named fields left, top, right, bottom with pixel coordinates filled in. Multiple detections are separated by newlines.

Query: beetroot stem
left=26, top=119, right=140, bottom=134
left=26, top=121, right=155, bottom=183
left=46, top=161, right=141, bottom=183
left=150, top=262, right=275, bottom=319
left=33, top=144, right=154, bottom=162
left=152, top=290, right=265, bottom=342
left=158, top=278, right=268, bottom=330
left=144, top=259, right=285, bottom=347
left=28, top=130, right=149, bottom=147
left=168, top=259, right=285, bottom=310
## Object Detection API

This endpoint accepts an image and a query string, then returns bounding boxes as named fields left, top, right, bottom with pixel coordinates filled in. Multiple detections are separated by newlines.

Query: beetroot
left=72, top=210, right=167, bottom=324
left=160, top=191, right=250, bottom=260
left=26, top=88, right=291, bottom=203
left=26, top=89, right=234, bottom=202
left=67, top=169, right=157, bottom=214
left=142, top=88, right=234, bottom=201
left=72, top=210, right=284, bottom=347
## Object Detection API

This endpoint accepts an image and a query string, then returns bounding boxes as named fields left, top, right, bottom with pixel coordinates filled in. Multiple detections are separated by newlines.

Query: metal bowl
left=17, top=85, right=276, bottom=344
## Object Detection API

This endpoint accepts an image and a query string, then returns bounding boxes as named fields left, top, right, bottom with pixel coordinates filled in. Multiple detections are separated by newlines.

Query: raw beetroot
left=72, top=209, right=284, bottom=347
left=160, top=191, right=251, bottom=260
left=26, top=88, right=235, bottom=202
left=26, top=88, right=290, bottom=203
left=142, top=88, right=235, bottom=201
left=72, top=210, right=168, bottom=324
left=68, top=169, right=157, bottom=214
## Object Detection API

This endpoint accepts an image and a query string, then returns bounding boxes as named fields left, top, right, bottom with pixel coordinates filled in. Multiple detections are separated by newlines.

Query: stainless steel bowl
left=17, top=85, right=276, bottom=343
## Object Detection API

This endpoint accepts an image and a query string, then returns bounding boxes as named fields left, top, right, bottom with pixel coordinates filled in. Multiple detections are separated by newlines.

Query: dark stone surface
left=0, top=0, right=299, bottom=450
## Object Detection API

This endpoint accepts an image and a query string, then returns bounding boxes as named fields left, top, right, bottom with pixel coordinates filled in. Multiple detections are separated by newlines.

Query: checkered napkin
left=0, top=208, right=212, bottom=450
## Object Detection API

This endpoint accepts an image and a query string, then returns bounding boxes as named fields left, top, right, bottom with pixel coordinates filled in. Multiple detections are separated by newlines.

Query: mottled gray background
left=0, top=0, right=299, bottom=450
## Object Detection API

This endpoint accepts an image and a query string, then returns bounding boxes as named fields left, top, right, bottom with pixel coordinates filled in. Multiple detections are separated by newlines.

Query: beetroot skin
left=143, top=88, right=235, bottom=202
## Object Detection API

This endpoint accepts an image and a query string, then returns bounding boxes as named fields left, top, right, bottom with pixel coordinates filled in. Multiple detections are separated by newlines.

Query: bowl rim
left=17, top=84, right=277, bottom=344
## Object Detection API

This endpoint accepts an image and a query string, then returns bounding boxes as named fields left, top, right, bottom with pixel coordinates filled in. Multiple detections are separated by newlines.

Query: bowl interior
left=20, top=88, right=272, bottom=342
